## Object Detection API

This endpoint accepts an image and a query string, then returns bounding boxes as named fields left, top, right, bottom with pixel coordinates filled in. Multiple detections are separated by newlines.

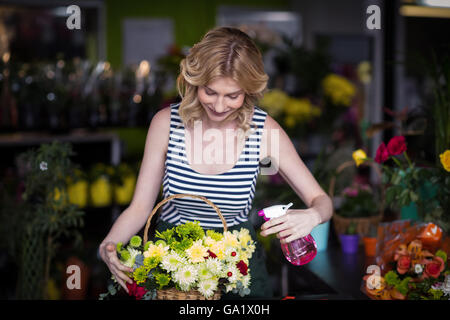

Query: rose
left=236, top=260, right=248, bottom=276
left=375, top=142, right=390, bottom=164
left=126, top=281, right=148, bottom=300
left=423, top=256, right=445, bottom=279
left=387, top=136, right=407, bottom=156
left=396, top=255, right=411, bottom=274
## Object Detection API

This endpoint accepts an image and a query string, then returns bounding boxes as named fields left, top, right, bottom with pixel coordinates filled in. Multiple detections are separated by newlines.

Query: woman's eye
left=205, top=90, right=215, bottom=96
left=229, top=95, right=239, bottom=99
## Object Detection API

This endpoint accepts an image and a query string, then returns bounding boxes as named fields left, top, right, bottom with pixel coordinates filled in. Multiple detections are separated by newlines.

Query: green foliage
left=15, top=141, right=85, bottom=299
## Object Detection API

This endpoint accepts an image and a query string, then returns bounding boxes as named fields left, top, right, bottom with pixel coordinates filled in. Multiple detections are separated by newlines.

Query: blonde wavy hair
left=176, top=26, right=269, bottom=138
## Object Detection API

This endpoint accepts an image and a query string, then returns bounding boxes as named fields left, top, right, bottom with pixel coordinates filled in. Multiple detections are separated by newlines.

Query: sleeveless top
left=159, top=102, right=268, bottom=228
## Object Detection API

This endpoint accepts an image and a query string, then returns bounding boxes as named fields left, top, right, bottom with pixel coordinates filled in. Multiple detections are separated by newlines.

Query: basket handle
left=143, top=193, right=228, bottom=244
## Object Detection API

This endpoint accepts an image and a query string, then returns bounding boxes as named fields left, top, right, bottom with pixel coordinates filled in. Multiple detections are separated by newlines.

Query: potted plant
left=339, top=222, right=360, bottom=254
left=329, top=160, right=384, bottom=241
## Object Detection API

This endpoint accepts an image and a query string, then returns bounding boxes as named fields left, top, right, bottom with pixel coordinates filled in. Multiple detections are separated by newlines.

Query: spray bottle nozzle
left=258, top=202, right=294, bottom=221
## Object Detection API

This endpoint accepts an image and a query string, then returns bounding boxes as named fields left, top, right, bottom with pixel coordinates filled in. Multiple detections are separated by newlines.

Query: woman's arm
left=101, top=107, right=170, bottom=244
left=260, top=115, right=333, bottom=243
left=98, top=106, right=170, bottom=290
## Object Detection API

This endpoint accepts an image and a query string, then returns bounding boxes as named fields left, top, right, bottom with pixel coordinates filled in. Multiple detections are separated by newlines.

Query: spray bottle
left=258, top=202, right=317, bottom=265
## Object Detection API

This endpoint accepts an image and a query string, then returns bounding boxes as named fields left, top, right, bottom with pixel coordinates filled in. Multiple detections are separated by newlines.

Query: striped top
left=159, top=102, right=268, bottom=228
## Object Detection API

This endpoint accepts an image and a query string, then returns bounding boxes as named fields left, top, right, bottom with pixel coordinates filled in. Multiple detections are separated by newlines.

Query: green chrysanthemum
left=144, top=256, right=161, bottom=271
left=133, top=266, right=148, bottom=285
left=144, top=241, right=152, bottom=251
left=130, top=235, right=142, bottom=248
left=120, top=250, right=130, bottom=262
left=206, top=230, right=223, bottom=241
left=116, top=242, right=123, bottom=252
left=155, top=273, right=171, bottom=289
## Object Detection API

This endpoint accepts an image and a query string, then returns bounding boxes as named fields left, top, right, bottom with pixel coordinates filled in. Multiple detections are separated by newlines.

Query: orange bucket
left=363, top=237, right=377, bottom=257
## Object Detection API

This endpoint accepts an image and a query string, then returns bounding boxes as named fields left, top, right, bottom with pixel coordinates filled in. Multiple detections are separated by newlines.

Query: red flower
left=206, top=250, right=217, bottom=259
left=423, top=256, right=445, bottom=279
left=236, top=260, right=248, bottom=276
left=387, top=136, right=407, bottom=156
left=126, top=281, right=148, bottom=300
left=396, top=255, right=411, bottom=274
left=375, top=142, right=390, bottom=163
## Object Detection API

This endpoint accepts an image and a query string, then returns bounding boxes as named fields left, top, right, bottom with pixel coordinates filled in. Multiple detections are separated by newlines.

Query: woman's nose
left=213, top=98, right=226, bottom=113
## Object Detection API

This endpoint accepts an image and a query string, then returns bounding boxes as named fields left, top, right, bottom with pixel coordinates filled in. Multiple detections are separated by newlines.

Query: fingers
left=110, top=263, right=133, bottom=285
left=260, top=215, right=287, bottom=236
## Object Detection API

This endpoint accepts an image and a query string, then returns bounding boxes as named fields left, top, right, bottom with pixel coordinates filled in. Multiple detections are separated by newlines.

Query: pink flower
left=375, top=142, right=390, bottom=164
left=423, top=256, right=445, bottom=279
left=387, top=136, right=407, bottom=156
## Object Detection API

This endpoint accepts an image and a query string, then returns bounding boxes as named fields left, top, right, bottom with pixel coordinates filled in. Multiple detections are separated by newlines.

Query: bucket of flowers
left=362, top=221, right=450, bottom=300
left=99, top=194, right=255, bottom=300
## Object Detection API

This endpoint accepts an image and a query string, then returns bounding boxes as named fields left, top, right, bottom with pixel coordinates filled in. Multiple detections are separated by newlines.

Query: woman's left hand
left=260, top=208, right=321, bottom=244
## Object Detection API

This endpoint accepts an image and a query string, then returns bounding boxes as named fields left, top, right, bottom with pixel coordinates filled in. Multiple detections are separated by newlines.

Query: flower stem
left=403, top=151, right=413, bottom=168
left=391, top=156, right=404, bottom=169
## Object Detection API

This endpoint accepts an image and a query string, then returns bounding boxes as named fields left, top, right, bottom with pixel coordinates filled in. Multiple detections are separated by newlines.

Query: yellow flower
left=209, top=241, right=226, bottom=260
left=322, top=74, right=356, bottom=106
left=223, top=232, right=239, bottom=248
left=283, top=97, right=321, bottom=127
left=259, top=89, right=289, bottom=118
left=144, top=243, right=168, bottom=259
left=186, top=240, right=208, bottom=263
left=352, top=149, right=367, bottom=167
left=440, top=150, right=450, bottom=172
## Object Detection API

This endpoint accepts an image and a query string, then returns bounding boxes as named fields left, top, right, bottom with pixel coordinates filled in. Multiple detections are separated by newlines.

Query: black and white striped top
left=159, top=102, right=268, bottom=228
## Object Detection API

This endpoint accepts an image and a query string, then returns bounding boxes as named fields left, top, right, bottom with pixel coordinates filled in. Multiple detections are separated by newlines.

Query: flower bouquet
left=362, top=221, right=450, bottom=300
left=100, top=194, right=255, bottom=300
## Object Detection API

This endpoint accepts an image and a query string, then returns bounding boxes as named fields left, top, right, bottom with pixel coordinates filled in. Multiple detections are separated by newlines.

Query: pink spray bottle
left=258, top=202, right=317, bottom=266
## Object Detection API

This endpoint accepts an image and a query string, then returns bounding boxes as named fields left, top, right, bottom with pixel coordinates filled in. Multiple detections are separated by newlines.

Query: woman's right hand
left=99, top=241, right=134, bottom=293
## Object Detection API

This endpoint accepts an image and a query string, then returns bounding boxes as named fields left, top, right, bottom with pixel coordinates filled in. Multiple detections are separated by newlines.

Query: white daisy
left=196, top=261, right=214, bottom=281
left=224, top=264, right=240, bottom=283
left=123, top=247, right=140, bottom=268
left=173, top=265, right=198, bottom=289
left=197, top=279, right=218, bottom=298
left=205, top=258, right=223, bottom=276
left=161, top=252, right=186, bottom=272
left=225, top=247, right=240, bottom=263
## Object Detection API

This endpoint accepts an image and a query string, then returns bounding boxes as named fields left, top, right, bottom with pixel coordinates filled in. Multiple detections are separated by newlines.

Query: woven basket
left=329, top=160, right=384, bottom=241
left=143, top=193, right=227, bottom=300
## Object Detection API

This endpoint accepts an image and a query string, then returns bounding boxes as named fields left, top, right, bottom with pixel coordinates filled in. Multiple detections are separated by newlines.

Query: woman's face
left=197, top=77, right=245, bottom=125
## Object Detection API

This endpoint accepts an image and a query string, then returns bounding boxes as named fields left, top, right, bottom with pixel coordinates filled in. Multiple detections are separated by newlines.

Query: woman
left=99, top=26, right=333, bottom=298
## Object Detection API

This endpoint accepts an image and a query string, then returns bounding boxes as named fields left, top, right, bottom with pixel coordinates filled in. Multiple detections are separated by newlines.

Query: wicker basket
left=329, top=160, right=384, bottom=242
left=143, top=193, right=228, bottom=300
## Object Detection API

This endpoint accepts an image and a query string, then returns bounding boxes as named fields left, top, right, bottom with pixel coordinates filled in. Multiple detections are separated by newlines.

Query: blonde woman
left=99, top=26, right=333, bottom=298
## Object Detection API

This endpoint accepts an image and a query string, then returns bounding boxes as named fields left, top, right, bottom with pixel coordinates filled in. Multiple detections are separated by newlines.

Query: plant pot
left=363, top=237, right=377, bottom=257
left=310, top=220, right=330, bottom=252
left=339, top=234, right=360, bottom=254
left=333, top=213, right=382, bottom=244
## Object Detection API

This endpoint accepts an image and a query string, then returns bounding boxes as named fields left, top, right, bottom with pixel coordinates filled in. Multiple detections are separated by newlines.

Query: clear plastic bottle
left=258, top=202, right=317, bottom=266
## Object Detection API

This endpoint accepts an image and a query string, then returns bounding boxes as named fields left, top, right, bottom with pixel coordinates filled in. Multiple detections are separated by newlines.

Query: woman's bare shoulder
left=151, top=105, right=171, bottom=129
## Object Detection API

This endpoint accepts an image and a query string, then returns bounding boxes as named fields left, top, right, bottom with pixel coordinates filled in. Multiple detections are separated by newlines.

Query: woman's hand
left=99, top=241, right=134, bottom=293
left=260, top=208, right=321, bottom=244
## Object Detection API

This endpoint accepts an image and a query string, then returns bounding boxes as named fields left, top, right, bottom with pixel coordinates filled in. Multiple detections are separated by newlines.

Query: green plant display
left=16, top=141, right=85, bottom=299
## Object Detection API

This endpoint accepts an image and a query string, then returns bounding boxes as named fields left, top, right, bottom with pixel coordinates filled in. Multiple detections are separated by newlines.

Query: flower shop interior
left=0, top=0, right=449, bottom=301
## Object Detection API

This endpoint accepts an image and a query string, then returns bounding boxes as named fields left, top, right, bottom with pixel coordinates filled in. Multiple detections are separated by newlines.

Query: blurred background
left=0, top=0, right=449, bottom=300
